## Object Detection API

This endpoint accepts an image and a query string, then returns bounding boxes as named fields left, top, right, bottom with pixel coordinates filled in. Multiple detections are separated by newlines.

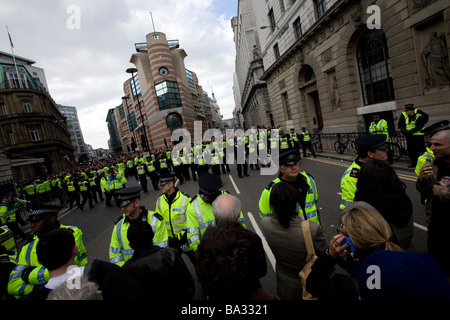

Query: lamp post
left=126, top=67, right=150, bottom=153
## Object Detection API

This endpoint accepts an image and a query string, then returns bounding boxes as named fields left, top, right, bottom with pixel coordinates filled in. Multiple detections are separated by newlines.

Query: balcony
left=134, top=39, right=180, bottom=52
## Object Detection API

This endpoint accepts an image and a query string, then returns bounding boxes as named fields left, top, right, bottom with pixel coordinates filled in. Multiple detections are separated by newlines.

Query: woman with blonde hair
left=305, top=206, right=402, bottom=300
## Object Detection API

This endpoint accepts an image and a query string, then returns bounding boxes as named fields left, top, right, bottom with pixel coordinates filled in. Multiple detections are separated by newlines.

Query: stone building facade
left=0, top=61, right=74, bottom=180
left=117, top=31, right=217, bottom=152
left=233, top=0, right=450, bottom=134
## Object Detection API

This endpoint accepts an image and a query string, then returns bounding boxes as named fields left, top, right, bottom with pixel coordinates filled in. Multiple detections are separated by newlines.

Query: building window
left=314, top=0, right=326, bottom=19
left=7, top=131, right=15, bottom=145
left=29, top=128, right=40, bottom=141
left=118, top=104, right=126, bottom=120
left=128, top=112, right=137, bottom=131
left=283, top=93, right=292, bottom=120
left=1, top=105, right=7, bottom=115
left=131, top=74, right=141, bottom=100
left=304, top=65, right=316, bottom=82
left=294, top=17, right=302, bottom=39
left=166, top=112, right=183, bottom=133
left=357, top=29, right=395, bottom=105
left=6, top=71, right=28, bottom=89
left=155, top=81, right=182, bottom=111
left=22, top=102, right=32, bottom=113
left=274, top=43, right=281, bottom=60
left=268, top=8, right=276, bottom=32
left=186, top=69, right=196, bottom=91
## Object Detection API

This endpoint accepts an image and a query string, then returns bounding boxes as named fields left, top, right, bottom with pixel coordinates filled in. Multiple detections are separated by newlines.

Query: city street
left=47, top=154, right=428, bottom=300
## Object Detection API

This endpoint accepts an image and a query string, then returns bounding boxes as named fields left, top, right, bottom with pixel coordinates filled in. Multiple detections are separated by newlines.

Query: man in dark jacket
left=27, top=228, right=149, bottom=300
left=122, top=221, right=195, bottom=300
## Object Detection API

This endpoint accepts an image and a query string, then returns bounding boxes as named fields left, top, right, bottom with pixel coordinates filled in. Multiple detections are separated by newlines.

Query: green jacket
left=258, top=173, right=320, bottom=224
left=109, top=209, right=168, bottom=266
left=340, top=160, right=361, bottom=210
left=8, top=224, right=87, bottom=298
left=156, top=190, right=191, bottom=248
left=186, top=191, right=247, bottom=252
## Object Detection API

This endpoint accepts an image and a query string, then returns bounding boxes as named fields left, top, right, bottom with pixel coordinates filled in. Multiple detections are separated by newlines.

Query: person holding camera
left=305, top=205, right=402, bottom=301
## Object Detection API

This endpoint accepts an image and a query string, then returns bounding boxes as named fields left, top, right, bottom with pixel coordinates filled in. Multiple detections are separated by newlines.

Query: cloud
left=1, top=0, right=236, bottom=149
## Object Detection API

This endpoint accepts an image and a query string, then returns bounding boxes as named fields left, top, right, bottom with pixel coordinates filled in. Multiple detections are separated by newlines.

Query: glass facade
left=127, top=112, right=137, bottom=131
left=186, top=69, right=196, bottom=90
left=131, top=74, right=141, bottom=100
left=155, top=81, right=182, bottom=111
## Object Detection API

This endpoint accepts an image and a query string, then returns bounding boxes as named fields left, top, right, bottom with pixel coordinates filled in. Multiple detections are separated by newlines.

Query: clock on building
left=159, top=67, right=169, bottom=76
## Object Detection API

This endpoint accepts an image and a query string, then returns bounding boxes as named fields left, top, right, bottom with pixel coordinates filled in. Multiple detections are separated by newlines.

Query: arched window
left=357, top=29, right=395, bottom=105
left=304, top=65, right=316, bottom=82
left=166, top=112, right=183, bottom=133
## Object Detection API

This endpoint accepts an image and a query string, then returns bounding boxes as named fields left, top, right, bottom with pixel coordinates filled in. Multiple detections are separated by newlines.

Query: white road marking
left=229, top=175, right=241, bottom=194
left=247, top=212, right=276, bottom=271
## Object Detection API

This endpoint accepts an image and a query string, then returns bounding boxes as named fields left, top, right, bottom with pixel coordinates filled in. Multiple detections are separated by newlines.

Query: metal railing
left=311, top=131, right=409, bottom=159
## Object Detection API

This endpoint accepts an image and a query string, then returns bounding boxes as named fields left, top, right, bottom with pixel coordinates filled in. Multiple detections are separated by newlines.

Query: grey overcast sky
left=0, top=0, right=237, bottom=149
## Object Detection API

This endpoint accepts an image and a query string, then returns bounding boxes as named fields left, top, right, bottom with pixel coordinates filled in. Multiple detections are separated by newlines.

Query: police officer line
left=224, top=155, right=426, bottom=265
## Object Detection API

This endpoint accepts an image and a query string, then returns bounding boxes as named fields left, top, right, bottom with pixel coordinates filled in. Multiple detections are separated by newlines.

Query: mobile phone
left=425, top=157, right=434, bottom=167
left=341, top=236, right=356, bottom=253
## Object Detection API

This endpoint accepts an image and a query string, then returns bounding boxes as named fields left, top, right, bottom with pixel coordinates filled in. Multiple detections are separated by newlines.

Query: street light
left=126, top=67, right=150, bottom=153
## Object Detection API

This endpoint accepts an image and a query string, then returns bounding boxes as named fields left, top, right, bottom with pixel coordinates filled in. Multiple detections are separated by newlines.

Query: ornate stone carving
left=350, top=2, right=363, bottom=26
left=322, top=48, right=332, bottom=64
left=422, top=31, right=450, bottom=90
left=252, top=45, right=261, bottom=61
left=331, top=75, right=342, bottom=110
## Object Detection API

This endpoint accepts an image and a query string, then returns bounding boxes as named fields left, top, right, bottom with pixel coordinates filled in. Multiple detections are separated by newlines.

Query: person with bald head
left=212, top=193, right=242, bottom=224
left=417, top=128, right=450, bottom=278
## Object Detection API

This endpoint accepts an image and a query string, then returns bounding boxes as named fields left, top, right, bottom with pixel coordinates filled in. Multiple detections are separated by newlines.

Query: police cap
left=278, top=148, right=301, bottom=166
left=420, top=120, right=449, bottom=136
left=115, top=186, right=142, bottom=207
left=354, top=134, right=389, bottom=151
left=198, top=173, right=222, bottom=191
left=159, top=174, right=176, bottom=186
left=28, top=205, right=61, bottom=223
left=404, top=104, right=415, bottom=111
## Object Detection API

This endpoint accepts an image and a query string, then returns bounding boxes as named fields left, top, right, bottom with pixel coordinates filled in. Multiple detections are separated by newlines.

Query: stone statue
left=331, top=75, right=341, bottom=110
left=252, top=45, right=261, bottom=61
left=422, top=31, right=450, bottom=89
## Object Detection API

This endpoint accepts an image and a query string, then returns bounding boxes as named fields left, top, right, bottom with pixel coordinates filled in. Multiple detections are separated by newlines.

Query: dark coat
left=25, top=259, right=149, bottom=300
left=122, top=246, right=195, bottom=300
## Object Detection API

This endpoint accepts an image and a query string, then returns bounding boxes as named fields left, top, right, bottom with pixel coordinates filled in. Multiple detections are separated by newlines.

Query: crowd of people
left=1, top=107, right=450, bottom=302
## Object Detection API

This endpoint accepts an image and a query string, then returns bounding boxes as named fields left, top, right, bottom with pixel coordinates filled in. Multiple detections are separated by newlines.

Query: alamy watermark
left=366, top=5, right=381, bottom=30
left=66, top=5, right=81, bottom=30
left=365, top=264, right=381, bottom=290
left=169, top=121, right=283, bottom=176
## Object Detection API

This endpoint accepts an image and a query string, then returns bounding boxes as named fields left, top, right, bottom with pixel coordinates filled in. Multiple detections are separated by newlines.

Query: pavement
left=312, top=149, right=414, bottom=173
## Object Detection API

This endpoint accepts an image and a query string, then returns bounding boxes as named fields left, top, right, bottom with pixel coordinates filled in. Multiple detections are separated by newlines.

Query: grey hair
left=47, top=276, right=103, bottom=300
left=212, top=193, right=241, bottom=224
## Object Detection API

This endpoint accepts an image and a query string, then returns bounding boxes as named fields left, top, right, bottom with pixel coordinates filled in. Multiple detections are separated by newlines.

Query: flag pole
left=6, top=25, right=22, bottom=88
left=150, top=12, right=156, bottom=33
